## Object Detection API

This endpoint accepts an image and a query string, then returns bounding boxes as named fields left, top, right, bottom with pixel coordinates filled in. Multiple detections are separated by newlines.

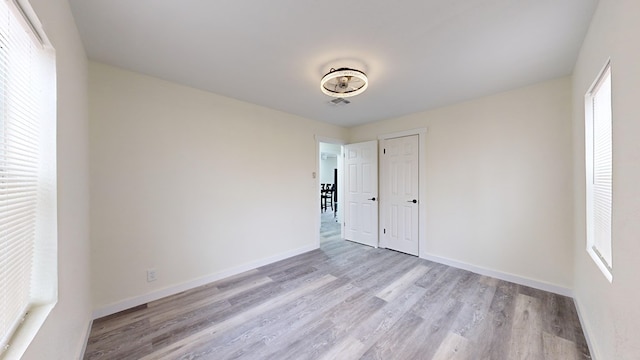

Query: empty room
left=1, top=0, right=639, bottom=359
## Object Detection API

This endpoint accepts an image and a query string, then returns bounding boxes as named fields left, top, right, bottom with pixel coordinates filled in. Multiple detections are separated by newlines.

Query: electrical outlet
left=147, top=268, right=157, bottom=282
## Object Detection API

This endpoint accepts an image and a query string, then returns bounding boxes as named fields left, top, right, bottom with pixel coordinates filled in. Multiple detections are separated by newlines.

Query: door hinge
left=383, top=148, right=386, bottom=154
left=383, top=228, right=386, bottom=234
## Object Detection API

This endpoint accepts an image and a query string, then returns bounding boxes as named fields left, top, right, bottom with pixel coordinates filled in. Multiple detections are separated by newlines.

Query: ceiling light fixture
left=320, top=67, right=368, bottom=98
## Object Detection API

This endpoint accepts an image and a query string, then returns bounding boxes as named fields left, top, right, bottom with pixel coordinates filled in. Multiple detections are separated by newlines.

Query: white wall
left=319, top=142, right=340, bottom=183
left=572, top=0, right=640, bottom=358
left=320, top=156, right=337, bottom=184
left=22, top=0, right=92, bottom=359
left=320, top=142, right=342, bottom=155
left=349, top=77, right=574, bottom=290
left=320, top=142, right=341, bottom=156
left=89, top=62, right=347, bottom=312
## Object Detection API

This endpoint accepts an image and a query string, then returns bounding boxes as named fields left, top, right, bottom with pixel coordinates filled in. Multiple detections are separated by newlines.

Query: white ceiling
left=67, top=0, right=598, bottom=127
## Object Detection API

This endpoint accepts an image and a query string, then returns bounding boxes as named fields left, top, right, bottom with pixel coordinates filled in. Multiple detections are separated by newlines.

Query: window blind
left=0, top=0, right=56, bottom=353
left=590, top=67, right=612, bottom=269
left=585, top=62, right=613, bottom=281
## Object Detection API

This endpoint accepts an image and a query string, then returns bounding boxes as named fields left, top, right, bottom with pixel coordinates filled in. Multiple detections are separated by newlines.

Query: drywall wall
left=22, top=0, right=92, bottom=359
left=320, top=142, right=341, bottom=155
left=349, top=77, right=574, bottom=290
left=319, top=142, right=340, bottom=184
left=89, top=62, right=347, bottom=311
left=572, top=0, right=640, bottom=358
left=320, top=157, right=337, bottom=184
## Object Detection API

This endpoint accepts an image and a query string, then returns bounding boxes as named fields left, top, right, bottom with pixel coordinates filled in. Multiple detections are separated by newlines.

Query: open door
left=344, top=140, right=378, bottom=247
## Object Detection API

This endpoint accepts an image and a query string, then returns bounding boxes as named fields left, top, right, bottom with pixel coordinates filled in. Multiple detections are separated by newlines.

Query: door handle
left=407, top=199, right=417, bottom=204
left=368, top=197, right=376, bottom=201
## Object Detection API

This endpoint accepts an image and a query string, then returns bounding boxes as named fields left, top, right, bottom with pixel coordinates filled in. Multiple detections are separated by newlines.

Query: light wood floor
left=84, top=216, right=590, bottom=360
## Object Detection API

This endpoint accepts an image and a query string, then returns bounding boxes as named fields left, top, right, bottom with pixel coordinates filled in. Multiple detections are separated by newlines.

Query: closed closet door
left=381, top=135, right=419, bottom=256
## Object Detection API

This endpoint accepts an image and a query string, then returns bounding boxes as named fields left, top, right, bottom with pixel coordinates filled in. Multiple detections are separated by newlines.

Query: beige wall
left=350, top=77, right=574, bottom=289
left=572, top=0, right=640, bottom=358
left=89, top=62, right=347, bottom=310
left=22, top=0, right=92, bottom=359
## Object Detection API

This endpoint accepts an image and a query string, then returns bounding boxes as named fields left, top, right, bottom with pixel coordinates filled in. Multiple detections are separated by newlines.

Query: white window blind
left=585, top=61, right=612, bottom=281
left=0, top=0, right=57, bottom=356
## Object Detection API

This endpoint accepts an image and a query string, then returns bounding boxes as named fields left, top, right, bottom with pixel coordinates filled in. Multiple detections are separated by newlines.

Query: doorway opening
left=319, top=141, right=342, bottom=244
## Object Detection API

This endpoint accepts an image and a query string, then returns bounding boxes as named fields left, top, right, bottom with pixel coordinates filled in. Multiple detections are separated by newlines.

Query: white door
left=344, top=140, right=378, bottom=247
left=380, top=135, right=419, bottom=255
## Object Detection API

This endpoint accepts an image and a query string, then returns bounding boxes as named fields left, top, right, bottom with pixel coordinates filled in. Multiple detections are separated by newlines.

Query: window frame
left=0, top=0, right=57, bottom=358
left=584, top=59, right=613, bottom=282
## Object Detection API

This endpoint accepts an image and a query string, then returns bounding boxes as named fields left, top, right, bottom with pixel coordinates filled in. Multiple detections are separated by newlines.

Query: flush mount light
left=320, top=67, right=368, bottom=98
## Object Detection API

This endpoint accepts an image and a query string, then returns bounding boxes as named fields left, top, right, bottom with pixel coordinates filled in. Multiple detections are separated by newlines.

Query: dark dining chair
left=321, top=184, right=333, bottom=212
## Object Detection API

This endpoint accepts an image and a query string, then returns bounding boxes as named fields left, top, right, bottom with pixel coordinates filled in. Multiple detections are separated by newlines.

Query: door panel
left=381, top=135, right=419, bottom=255
left=344, top=140, right=378, bottom=247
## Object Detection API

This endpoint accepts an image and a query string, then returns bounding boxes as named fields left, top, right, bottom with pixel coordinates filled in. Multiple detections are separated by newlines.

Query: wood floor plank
left=146, top=298, right=234, bottom=351
left=322, top=291, right=387, bottom=337
left=359, top=312, right=424, bottom=360
left=197, top=279, right=360, bottom=359
left=85, top=319, right=153, bottom=360
left=479, top=275, right=500, bottom=287
left=88, top=304, right=151, bottom=338
left=431, top=332, right=472, bottom=360
left=209, top=268, right=262, bottom=290
left=316, top=336, right=366, bottom=360
left=541, top=293, right=591, bottom=358
left=410, top=267, right=464, bottom=322
left=542, top=331, right=583, bottom=360
left=507, top=293, right=544, bottom=359
left=84, top=233, right=591, bottom=360
left=351, top=284, right=427, bottom=346
left=149, top=276, right=272, bottom=324
left=474, top=280, right=519, bottom=359
left=330, top=247, right=400, bottom=283
left=212, top=280, right=362, bottom=360
left=258, top=286, right=372, bottom=359
left=451, top=280, right=497, bottom=342
left=257, top=250, right=324, bottom=276
left=263, top=319, right=337, bottom=360
left=376, top=264, right=430, bottom=302
left=404, top=297, right=466, bottom=360
left=138, top=274, right=338, bottom=359
left=414, top=261, right=449, bottom=289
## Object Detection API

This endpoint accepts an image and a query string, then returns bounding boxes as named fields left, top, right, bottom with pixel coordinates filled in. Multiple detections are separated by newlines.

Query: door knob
left=407, top=199, right=417, bottom=203
left=368, top=197, right=376, bottom=201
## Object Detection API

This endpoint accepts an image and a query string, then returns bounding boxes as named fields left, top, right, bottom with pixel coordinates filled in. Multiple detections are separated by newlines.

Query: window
left=585, top=60, right=612, bottom=282
left=0, top=0, right=57, bottom=358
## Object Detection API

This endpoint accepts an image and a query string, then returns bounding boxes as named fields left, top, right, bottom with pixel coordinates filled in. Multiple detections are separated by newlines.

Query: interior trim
left=573, top=297, right=598, bottom=360
left=78, top=319, right=93, bottom=359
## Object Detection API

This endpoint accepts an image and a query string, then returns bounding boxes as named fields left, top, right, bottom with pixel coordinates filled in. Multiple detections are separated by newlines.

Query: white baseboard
left=573, top=297, right=598, bottom=360
left=92, top=244, right=318, bottom=319
left=419, top=252, right=573, bottom=297
left=77, top=319, right=93, bottom=360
